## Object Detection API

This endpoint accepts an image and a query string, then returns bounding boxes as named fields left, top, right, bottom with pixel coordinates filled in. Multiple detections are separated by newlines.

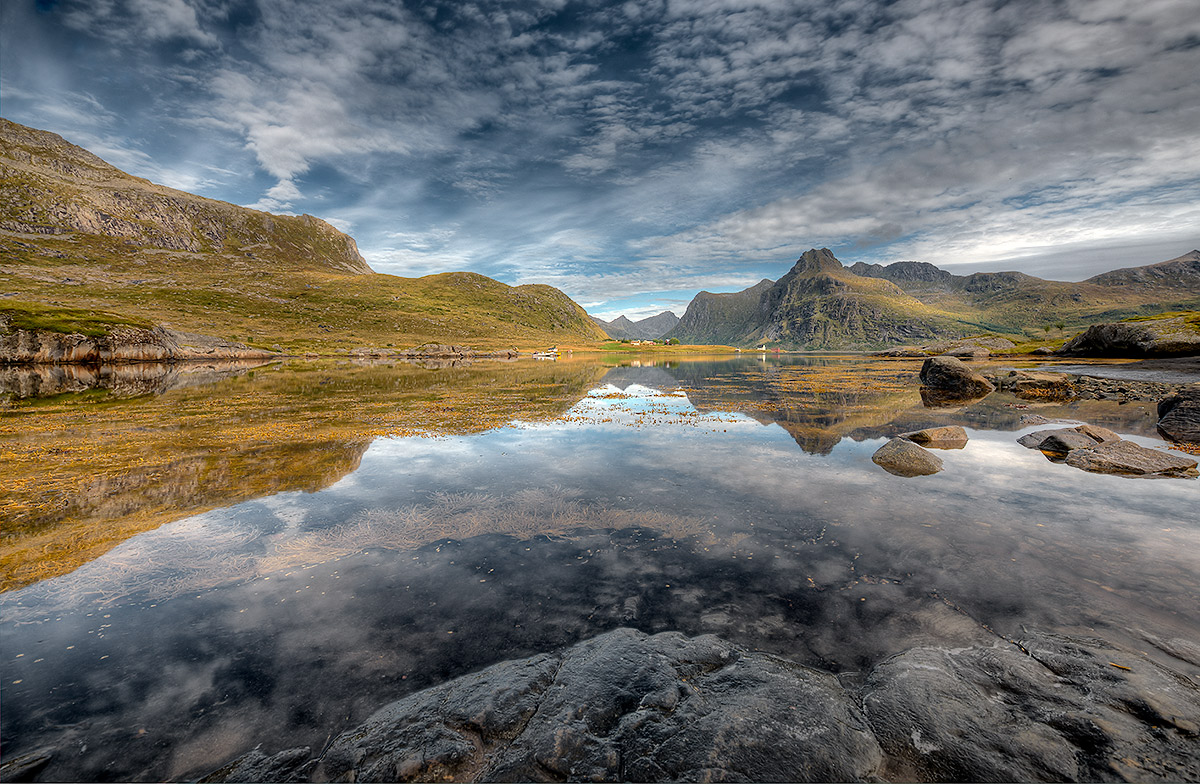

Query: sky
left=3, top=0, right=1199, bottom=320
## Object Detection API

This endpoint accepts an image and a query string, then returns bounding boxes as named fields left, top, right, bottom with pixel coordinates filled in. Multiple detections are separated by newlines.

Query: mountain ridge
left=592, top=310, right=680, bottom=340
left=669, top=249, right=1200, bottom=349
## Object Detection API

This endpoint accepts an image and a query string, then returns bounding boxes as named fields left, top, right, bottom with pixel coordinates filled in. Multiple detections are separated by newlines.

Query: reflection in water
left=1, top=354, right=1197, bottom=782
left=0, top=359, right=276, bottom=399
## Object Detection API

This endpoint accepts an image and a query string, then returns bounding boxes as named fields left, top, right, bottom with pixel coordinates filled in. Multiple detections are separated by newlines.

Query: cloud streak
left=2, top=0, right=1198, bottom=315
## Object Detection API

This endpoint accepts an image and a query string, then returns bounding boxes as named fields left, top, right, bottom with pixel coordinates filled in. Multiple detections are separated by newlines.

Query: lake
left=2, top=354, right=1198, bottom=781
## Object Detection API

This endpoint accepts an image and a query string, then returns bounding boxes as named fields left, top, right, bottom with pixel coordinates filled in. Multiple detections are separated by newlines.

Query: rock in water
left=1158, top=383, right=1200, bottom=444
left=864, top=631, right=1200, bottom=782
left=1037, top=429, right=1101, bottom=455
left=1065, top=440, right=1198, bottom=477
left=1058, top=317, right=1200, bottom=357
left=901, top=426, right=968, bottom=449
left=872, top=438, right=944, bottom=476
left=918, top=355, right=995, bottom=397
left=311, top=629, right=882, bottom=783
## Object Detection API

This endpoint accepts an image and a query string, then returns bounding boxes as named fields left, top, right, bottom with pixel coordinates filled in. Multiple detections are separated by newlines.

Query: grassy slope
left=0, top=119, right=608, bottom=351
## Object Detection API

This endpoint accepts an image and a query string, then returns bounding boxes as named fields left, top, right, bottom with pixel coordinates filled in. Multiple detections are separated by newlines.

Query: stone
left=1058, top=317, right=1200, bottom=357
left=1157, top=383, right=1200, bottom=444
left=872, top=437, right=944, bottom=477
left=901, top=426, right=968, bottom=449
left=1074, top=423, right=1120, bottom=444
left=864, top=631, right=1200, bottom=782
left=918, top=355, right=995, bottom=397
left=873, top=346, right=927, bottom=357
left=1037, top=429, right=1101, bottom=454
left=211, top=629, right=884, bottom=783
left=997, top=369, right=1076, bottom=400
left=1064, top=440, right=1198, bottom=477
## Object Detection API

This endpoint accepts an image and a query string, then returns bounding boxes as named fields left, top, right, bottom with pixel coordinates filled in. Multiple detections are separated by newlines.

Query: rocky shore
left=0, top=317, right=277, bottom=364
left=197, top=627, right=1200, bottom=783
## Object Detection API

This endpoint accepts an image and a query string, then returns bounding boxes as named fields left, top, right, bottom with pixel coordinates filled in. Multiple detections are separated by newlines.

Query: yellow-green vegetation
left=0, top=118, right=609, bottom=352
left=0, top=358, right=607, bottom=592
left=1122, top=310, right=1200, bottom=328
left=0, top=301, right=153, bottom=336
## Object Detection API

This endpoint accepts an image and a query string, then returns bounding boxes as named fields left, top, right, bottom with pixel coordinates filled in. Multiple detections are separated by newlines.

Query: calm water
left=2, top=355, right=1198, bottom=781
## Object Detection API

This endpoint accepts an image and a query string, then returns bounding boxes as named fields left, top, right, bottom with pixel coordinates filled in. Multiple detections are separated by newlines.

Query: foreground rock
left=865, top=631, right=1200, bottom=782
left=872, top=437, right=944, bottom=476
left=1158, top=383, right=1200, bottom=444
left=209, top=629, right=883, bottom=783
left=1065, top=440, right=1198, bottom=477
left=1058, top=315, right=1200, bottom=357
left=919, top=355, right=995, bottom=397
left=0, top=317, right=277, bottom=364
left=206, top=628, right=1200, bottom=784
left=901, top=426, right=968, bottom=449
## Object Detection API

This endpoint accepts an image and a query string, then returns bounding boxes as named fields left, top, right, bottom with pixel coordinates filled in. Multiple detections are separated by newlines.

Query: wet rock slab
left=1065, top=440, right=1198, bottom=477
left=207, top=628, right=1200, bottom=783
left=1157, top=383, right=1200, bottom=444
left=865, top=631, right=1200, bottom=782
left=901, top=426, right=968, bottom=449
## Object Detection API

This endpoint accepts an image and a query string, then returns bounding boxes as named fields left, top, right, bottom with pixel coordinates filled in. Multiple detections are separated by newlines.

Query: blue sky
left=3, top=0, right=1199, bottom=320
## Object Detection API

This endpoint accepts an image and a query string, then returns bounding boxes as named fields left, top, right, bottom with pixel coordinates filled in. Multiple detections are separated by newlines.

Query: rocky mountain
left=670, top=248, right=1200, bottom=349
left=0, top=119, right=607, bottom=353
left=592, top=310, right=680, bottom=340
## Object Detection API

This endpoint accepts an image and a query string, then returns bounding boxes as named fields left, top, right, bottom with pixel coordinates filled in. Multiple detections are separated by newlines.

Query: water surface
left=2, top=355, right=1197, bottom=781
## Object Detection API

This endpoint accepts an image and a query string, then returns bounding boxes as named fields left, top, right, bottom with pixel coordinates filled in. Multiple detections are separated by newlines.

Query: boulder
left=211, top=629, right=884, bottom=783
left=1065, top=440, right=1198, bottom=477
left=1038, top=429, right=1101, bottom=455
left=1058, top=316, right=1200, bottom=357
left=864, top=631, right=1200, bottom=782
left=872, top=438, right=944, bottom=477
left=994, top=369, right=1076, bottom=400
left=900, top=426, right=968, bottom=449
left=1017, top=426, right=1116, bottom=452
left=918, top=355, right=995, bottom=397
left=1157, top=383, right=1200, bottom=444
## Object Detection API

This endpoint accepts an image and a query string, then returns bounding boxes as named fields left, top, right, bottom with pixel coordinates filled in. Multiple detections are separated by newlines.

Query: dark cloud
left=2, top=0, right=1198, bottom=316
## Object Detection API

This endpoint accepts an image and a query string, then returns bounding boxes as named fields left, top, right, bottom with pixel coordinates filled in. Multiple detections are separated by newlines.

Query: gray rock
left=0, top=747, right=54, bottom=783
left=1075, top=423, right=1120, bottom=444
left=872, top=437, right=944, bottom=477
left=901, top=425, right=968, bottom=449
left=995, top=369, right=1076, bottom=400
left=873, top=346, right=928, bottom=357
left=1157, top=383, right=1200, bottom=444
left=1058, top=317, right=1200, bottom=357
left=1038, top=429, right=1101, bottom=454
left=918, top=355, right=995, bottom=397
left=309, top=629, right=882, bottom=783
left=199, top=746, right=314, bottom=783
left=864, top=631, right=1200, bottom=782
left=1065, top=440, right=1198, bottom=477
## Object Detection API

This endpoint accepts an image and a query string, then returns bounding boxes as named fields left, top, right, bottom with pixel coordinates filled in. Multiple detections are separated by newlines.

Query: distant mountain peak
left=789, top=248, right=845, bottom=277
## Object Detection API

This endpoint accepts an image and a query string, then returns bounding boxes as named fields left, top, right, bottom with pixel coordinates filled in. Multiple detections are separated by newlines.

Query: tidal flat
left=1, top=354, right=1198, bottom=781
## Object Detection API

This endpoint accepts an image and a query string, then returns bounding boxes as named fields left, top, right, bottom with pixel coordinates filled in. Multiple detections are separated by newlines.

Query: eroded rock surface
left=1058, top=317, right=1200, bottom=357
left=901, top=426, right=968, bottom=449
left=206, top=628, right=1200, bottom=784
left=1064, top=440, right=1198, bottom=477
left=0, top=317, right=277, bottom=364
left=865, top=631, right=1200, bottom=782
left=1158, top=383, right=1200, bottom=444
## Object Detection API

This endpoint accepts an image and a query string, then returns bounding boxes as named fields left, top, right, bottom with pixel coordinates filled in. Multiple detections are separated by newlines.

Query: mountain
left=669, top=248, right=1200, bottom=349
left=592, top=310, right=680, bottom=340
left=0, top=118, right=607, bottom=353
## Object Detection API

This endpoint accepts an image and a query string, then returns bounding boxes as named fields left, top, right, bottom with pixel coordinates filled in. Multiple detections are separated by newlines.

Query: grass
left=0, top=301, right=154, bottom=337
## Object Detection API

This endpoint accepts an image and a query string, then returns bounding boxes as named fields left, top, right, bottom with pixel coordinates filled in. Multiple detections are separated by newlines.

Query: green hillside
left=0, top=119, right=607, bottom=352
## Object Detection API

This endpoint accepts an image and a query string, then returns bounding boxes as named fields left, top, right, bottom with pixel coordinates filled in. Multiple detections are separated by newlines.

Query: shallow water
left=2, top=355, right=1198, bottom=781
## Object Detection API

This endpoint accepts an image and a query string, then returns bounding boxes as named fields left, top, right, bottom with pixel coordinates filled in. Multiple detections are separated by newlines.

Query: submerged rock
left=872, top=437, right=944, bottom=476
left=1064, top=440, right=1198, bottom=477
left=901, top=426, right=968, bottom=449
left=993, top=369, right=1076, bottom=400
left=1157, top=383, right=1200, bottom=444
left=1038, top=429, right=1102, bottom=455
left=918, top=355, right=995, bottom=397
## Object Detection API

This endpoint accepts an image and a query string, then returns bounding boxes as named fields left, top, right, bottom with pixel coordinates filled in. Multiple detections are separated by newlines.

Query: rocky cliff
left=0, top=313, right=277, bottom=363
left=592, top=310, right=681, bottom=340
